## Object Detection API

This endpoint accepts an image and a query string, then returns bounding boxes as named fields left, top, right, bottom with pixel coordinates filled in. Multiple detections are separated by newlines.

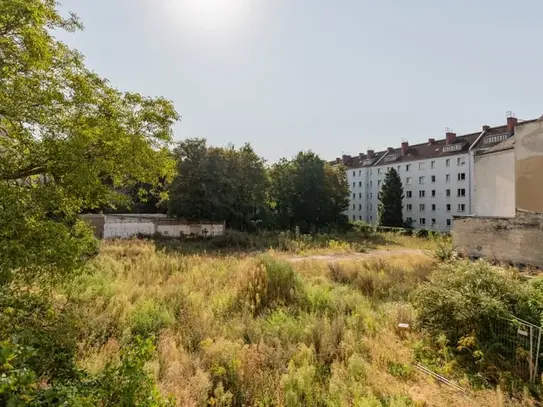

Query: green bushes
left=412, top=260, right=543, bottom=343
left=238, top=257, right=305, bottom=315
left=129, top=300, right=175, bottom=338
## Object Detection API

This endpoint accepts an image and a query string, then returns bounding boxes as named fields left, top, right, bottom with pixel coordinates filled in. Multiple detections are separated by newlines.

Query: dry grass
left=63, top=239, right=536, bottom=406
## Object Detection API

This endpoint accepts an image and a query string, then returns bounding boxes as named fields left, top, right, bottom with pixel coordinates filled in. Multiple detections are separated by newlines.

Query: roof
left=477, top=135, right=515, bottom=155
left=331, top=116, right=543, bottom=169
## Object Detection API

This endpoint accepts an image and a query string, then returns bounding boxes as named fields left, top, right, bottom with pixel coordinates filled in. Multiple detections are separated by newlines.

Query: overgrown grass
left=60, top=239, right=540, bottom=406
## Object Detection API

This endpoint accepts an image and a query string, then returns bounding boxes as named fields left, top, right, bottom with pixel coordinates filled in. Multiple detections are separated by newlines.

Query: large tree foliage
left=168, top=138, right=269, bottom=230
left=269, top=152, right=349, bottom=232
left=377, top=168, right=404, bottom=227
left=0, top=0, right=178, bottom=285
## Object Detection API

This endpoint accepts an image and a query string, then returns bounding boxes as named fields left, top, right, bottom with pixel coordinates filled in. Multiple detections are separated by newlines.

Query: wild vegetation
left=35, top=236, right=543, bottom=406
left=3, top=2, right=543, bottom=406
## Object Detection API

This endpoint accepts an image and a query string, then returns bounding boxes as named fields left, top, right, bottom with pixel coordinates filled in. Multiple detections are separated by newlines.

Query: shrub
left=411, top=260, right=543, bottom=351
left=129, top=300, right=175, bottom=338
left=413, top=229, right=428, bottom=238
left=351, top=221, right=374, bottom=236
left=238, top=257, right=305, bottom=315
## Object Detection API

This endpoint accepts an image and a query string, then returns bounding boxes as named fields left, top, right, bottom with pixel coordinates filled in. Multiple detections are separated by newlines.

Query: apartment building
left=334, top=114, right=523, bottom=232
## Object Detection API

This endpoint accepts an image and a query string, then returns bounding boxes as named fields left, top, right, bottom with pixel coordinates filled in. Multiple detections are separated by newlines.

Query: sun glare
left=168, top=0, right=252, bottom=35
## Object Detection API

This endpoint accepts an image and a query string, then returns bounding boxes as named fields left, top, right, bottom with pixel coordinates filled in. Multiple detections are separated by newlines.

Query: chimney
left=428, top=138, right=435, bottom=145
left=507, top=115, right=518, bottom=134
left=359, top=152, right=364, bottom=158
left=367, top=149, right=374, bottom=158
left=387, top=147, right=394, bottom=153
left=401, top=141, right=409, bottom=154
left=445, top=131, right=456, bottom=145
left=335, top=157, right=340, bottom=164
left=341, top=154, right=350, bottom=164
left=482, top=125, right=490, bottom=131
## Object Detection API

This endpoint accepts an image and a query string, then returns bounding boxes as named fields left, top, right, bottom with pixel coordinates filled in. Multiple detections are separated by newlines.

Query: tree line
left=165, top=139, right=351, bottom=233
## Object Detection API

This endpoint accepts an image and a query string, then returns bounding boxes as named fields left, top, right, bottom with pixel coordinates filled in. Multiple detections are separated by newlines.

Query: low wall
left=80, top=214, right=225, bottom=239
left=452, top=212, right=543, bottom=267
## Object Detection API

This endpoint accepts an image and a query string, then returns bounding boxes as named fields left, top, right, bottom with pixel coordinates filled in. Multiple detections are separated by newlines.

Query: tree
left=168, top=139, right=269, bottom=230
left=0, top=1, right=177, bottom=404
left=269, top=152, right=349, bottom=232
left=377, top=168, right=404, bottom=227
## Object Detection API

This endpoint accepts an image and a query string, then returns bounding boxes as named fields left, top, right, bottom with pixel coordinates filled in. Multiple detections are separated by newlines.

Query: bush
left=413, top=229, right=428, bottom=238
left=238, top=257, right=305, bottom=315
left=351, top=221, right=374, bottom=236
left=411, top=260, right=543, bottom=349
left=375, top=226, right=407, bottom=234
left=129, top=300, right=175, bottom=337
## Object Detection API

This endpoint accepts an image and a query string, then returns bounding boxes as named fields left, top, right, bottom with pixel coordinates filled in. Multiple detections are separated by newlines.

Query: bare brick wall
left=453, top=211, right=543, bottom=267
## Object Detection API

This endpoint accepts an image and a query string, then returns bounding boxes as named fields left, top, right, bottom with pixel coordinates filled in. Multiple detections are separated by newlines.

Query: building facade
left=335, top=114, right=526, bottom=232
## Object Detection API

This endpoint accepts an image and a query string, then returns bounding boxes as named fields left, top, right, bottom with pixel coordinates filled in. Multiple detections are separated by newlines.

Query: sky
left=56, top=0, right=543, bottom=163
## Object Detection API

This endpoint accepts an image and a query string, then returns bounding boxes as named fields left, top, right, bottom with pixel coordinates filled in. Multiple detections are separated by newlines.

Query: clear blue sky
left=56, top=0, right=543, bottom=162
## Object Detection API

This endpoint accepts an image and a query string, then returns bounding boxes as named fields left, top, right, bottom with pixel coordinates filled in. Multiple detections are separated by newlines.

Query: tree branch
left=1, top=165, right=47, bottom=181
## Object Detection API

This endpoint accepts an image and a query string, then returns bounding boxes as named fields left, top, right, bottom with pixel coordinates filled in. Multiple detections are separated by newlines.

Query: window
left=458, top=204, right=466, bottom=212
left=370, top=181, right=372, bottom=187
left=397, top=165, right=401, bottom=172
left=370, top=215, right=373, bottom=221
left=369, top=170, right=372, bottom=176
left=419, top=218, right=426, bottom=225
left=359, top=204, right=362, bottom=210
left=359, top=215, right=362, bottom=220
left=406, top=204, right=412, bottom=211
left=406, top=164, right=411, bottom=171
left=359, top=193, right=362, bottom=199
left=419, top=190, right=425, bottom=198
left=457, top=157, right=465, bottom=166
left=370, top=204, right=372, bottom=211
left=352, top=215, right=355, bottom=221
left=359, top=170, right=362, bottom=176
left=445, top=174, right=451, bottom=182
left=446, top=159, right=450, bottom=167
left=406, top=191, right=412, bottom=198
left=352, top=193, right=356, bottom=199
left=446, top=219, right=451, bottom=226
left=431, top=204, right=436, bottom=211
left=352, top=204, right=355, bottom=210
left=446, top=189, right=451, bottom=197
left=432, top=218, right=436, bottom=226
left=419, top=204, right=425, bottom=211
left=431, top=190, right=436, bottom=197
left=406, top=217, right=413, bottom=224
left=352, top=171, right=355, bottom=176
left=357, top=181, right=361, bottom=187
left=446, top=204, right=451, bottom=211
left=457, top=188, right=466, bottom=197
left=431, top=175, right=436, bottom=183
left=419, top=176, right=425, bottom=184
left=458, top=173, right=466, bottom=181
left=353, top=182, right=356, bottom=187
left=378, top=168, right=382, bottom=175
left=378, top=180, right=382, bottom=187
left=419, top=162, right=425, bottom=170
left=406, top=177, right=412, bottom=185
left=431, top=161, right=436, bottom=169
left=370, top=193, right=372, bottom=199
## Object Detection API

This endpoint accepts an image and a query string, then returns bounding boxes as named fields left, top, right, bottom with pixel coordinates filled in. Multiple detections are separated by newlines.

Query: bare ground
left=283, top=248, right=430, bottom=263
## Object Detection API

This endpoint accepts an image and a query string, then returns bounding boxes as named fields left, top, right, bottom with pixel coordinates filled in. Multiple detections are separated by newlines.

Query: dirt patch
left=284, top=248, right=429, bottom=263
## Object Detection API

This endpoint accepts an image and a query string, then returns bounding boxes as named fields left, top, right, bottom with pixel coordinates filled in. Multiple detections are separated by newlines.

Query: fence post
left=535, top=328, right=542, bottom=381
left=530, top=325, right=534, bottom=381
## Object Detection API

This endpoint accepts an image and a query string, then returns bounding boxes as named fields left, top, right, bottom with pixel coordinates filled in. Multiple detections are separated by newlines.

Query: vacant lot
left=59, top=235, right=541, bottom=406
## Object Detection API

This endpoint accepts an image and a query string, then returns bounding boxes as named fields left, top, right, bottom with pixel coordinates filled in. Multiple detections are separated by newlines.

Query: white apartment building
left=335, top=115, right=523, bottom=232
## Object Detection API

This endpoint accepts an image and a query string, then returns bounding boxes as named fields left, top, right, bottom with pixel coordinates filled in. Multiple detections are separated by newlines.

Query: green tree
left=377, top=168, right=404, bottom=227
left=0, top=0, right=178, bottom=285
left=168, top=139, right=269, bottom=230
left=0, top=1, right=176, bottom=404
left=269, top=152, right=349, bottom=232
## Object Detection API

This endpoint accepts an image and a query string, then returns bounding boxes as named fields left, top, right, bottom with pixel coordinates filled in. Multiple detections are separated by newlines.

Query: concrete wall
left=452, top=212, right=543, bottom=267
left=474, top=149, right=515, bottom=217
left=515, top=120, right=543, bottom=213
left=79, top=214, right=225, bottom=239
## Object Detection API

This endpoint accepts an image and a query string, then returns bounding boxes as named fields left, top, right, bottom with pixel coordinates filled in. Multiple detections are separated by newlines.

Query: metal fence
left=484, top=316, right=542, bottom=382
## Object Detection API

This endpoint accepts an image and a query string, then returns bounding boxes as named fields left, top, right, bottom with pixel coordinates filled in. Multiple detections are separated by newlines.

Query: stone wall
left=452, top=211, right=543, bottom=267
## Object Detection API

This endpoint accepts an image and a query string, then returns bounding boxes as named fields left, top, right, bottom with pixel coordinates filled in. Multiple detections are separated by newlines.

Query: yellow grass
left=65, top=239, right=533, bottom=406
